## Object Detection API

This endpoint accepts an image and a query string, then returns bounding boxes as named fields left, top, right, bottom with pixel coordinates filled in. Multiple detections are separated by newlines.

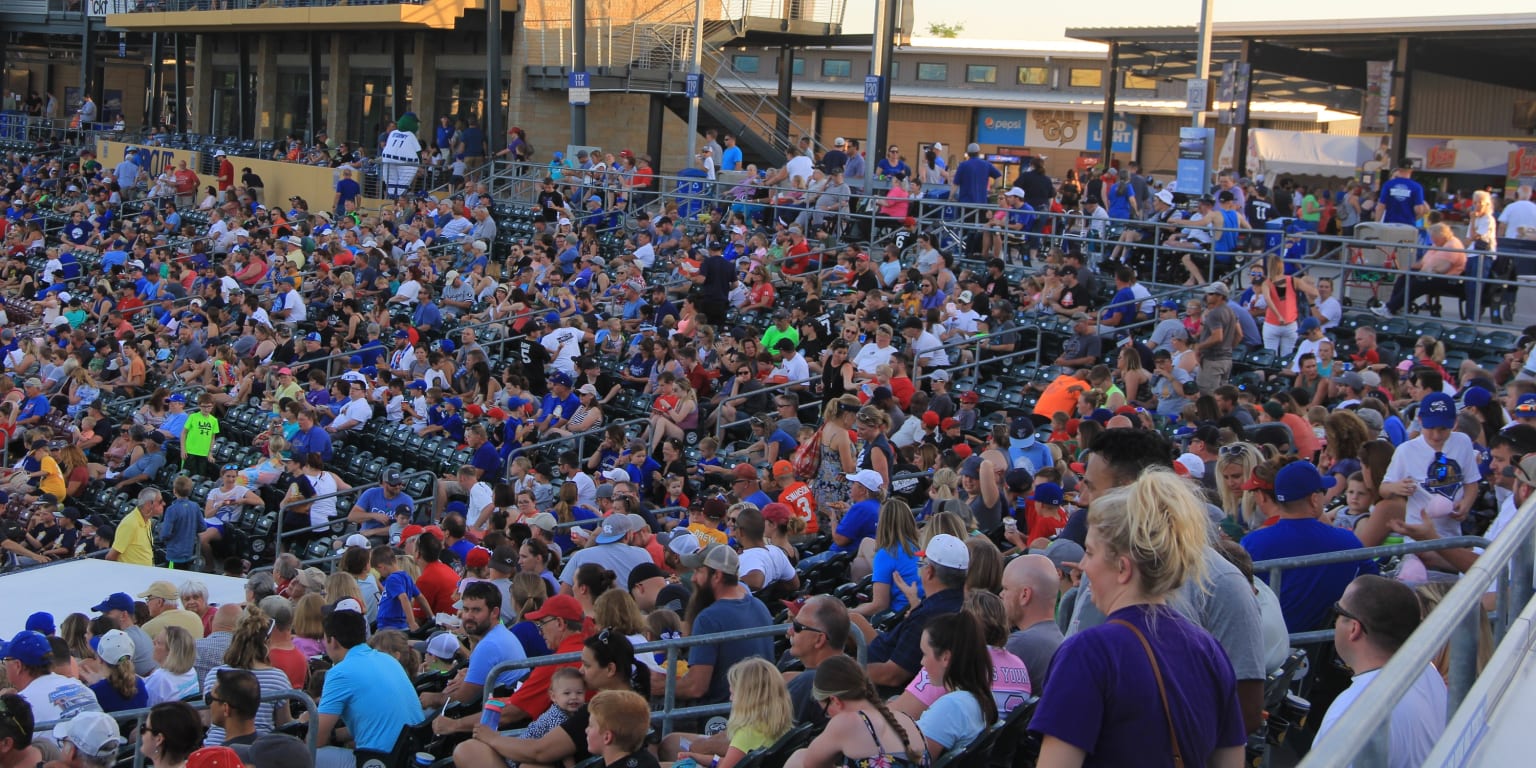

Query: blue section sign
left=568, top=72, right=590, bottom=89
left=1086, top=112, right=1136, bottom=154
left=864, top=75, right=883, bottom=103
left=977, top=108, right=1027, bottom=145
left=685, top=73, right=702, bottom=99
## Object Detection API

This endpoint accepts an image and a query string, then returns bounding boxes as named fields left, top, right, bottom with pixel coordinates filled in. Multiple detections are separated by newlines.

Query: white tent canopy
left=1223, top=128, right=1373, bottom=179
left=0, top=560, right=251, bottom=638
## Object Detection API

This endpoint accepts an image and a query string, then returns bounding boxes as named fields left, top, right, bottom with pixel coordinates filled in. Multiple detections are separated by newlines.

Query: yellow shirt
left=112, top=508, right=155, bottom=566
left=38, top=455, right=66, bottom=500
left=686, top=522, right=728, bottom=548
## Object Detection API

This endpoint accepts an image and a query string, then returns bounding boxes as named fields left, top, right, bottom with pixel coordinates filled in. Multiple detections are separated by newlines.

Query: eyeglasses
left=1333, top=601, right=1367, bottom=632
left=1218, top=444, right=1251, bottom=458
left=791, top=620, right=824, bottom=635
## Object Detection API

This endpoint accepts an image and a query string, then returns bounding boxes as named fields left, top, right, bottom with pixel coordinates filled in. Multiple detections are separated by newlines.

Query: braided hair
left=812, top=655, right=921, bottom=763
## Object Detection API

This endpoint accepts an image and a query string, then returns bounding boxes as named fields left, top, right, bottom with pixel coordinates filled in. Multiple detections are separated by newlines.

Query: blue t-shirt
left=745, top=490, right=774, bottom=510
left=159, top=499, right=204, bottom=562
left=90, top=679, right=148, bottom=713
left=466, top=622, right=529, bottom=689
left=1101, top=286, right=1137, bottom=328
left=292, top=426, right=333, bottom=462
left=766, top=429, right=799, bottom=455
left=721, top=145, right=743, bottom=171
left=1106, top=182, right=1135, bottom=220
left=335, top=178, right=361, bottom=207
left=871, top=544, right=923, bottom=613
left=553, top=507, right=600, bottom=554
left=1242, top=518, right=1376, bottom=633
left=377, top=570, right=421, bottom=631
left=511, top=621, right=551, bottom=658
left=952, top=158, right=1001, bottom=204
left=1378, top=177, right=1425, bottom=225
left=317, top=644, right=423, bottom=753
left=832, top=499, right=881, bottom=553
left=917, top=691, right=987, bottom=751
left=353, top=488, right=416, bottom=531
left=19, top=394, right=50, bottom=422
left=689, top=596, right=776, bottom=704
left=472, top=442, right=502, bottom=483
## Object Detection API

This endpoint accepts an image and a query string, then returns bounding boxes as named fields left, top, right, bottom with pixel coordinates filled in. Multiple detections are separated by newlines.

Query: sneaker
left=1370, top=304, right=1392, bottom=318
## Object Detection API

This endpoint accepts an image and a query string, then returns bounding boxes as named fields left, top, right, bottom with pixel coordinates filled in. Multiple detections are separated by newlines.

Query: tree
left=926, top=22, right=964, bottom=38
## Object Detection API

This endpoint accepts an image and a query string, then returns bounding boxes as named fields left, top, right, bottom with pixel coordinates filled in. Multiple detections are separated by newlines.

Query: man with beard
left=660, top=544, right=774, bottom=704
left=422, top=582, right=528, bottom=734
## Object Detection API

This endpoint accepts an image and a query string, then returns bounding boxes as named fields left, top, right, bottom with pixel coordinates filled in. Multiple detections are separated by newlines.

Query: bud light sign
left=1087, top=113, right=1136, bottom=154
left=977, top=108, right=1027, bottom=145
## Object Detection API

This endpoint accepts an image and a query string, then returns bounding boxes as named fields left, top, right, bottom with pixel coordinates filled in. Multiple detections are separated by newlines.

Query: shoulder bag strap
left=1110, top=618, right=1184, bottom=768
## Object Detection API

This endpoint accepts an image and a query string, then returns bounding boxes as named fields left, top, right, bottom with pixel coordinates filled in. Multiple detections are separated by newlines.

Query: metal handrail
left=1298, top=492, right=1536, bottom=766
left=482, top=621, right=865, bottom=736
left=34, top=689, right=319, bottom=768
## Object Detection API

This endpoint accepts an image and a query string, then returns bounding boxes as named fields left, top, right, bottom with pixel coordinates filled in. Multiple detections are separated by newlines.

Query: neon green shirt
left=182, top=412, right=220, bottom=457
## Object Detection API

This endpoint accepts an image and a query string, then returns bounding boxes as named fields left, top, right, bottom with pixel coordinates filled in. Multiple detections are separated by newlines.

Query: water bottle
left=480, top=698, right=505, bottom=730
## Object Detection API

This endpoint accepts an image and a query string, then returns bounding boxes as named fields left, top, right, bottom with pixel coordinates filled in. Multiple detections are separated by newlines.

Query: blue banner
left=977, top=108, right=1027, bottom=146
left=1086, top=113, right=1136, bottom=154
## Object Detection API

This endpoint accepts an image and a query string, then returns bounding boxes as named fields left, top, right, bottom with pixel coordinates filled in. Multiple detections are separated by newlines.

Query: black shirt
left=699, top=255, right=734, bottom=303
left=537, top=190, right=566, bottom=222
left=513, top=338, right=552, bottom=397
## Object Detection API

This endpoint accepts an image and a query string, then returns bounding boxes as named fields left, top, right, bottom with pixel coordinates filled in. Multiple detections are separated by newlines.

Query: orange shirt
left=1034, top=375, right=1089, bottom=420
left=779, top=482, right=818, bottom=534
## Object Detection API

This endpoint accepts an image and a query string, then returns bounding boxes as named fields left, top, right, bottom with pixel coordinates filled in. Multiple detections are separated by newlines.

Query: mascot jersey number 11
left=382, top=112, right=424, bottom=198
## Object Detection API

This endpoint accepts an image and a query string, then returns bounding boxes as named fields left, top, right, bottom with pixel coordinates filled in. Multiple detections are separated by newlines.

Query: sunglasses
left=1218, top=444, right=1251, bottom=457
left=1333, top=601, right=1367, bottom=632
left=791, top=620, right=824, bottom=635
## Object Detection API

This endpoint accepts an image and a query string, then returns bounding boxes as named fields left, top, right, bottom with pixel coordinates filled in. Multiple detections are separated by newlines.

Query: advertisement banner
left=1026, top=110, right=1088, bottom=150
left=1176, top=127, right=1214, bottom=198
left=1086, top=113, right=1136, bottom=154
left=977, top=108, right=1027, bottom=146
left=1363, top=61, right=1393, bottom=134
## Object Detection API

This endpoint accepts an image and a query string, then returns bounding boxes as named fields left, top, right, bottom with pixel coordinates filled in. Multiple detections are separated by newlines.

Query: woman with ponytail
left=913, top=612, right=997, bottom=756
left=1030, top=470, right=1246, bottom=767
left=785, top=654, right=929, bottom=768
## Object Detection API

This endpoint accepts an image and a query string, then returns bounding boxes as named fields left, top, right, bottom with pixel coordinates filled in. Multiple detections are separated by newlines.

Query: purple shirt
left=1031, top=604, right=1245, bottom=766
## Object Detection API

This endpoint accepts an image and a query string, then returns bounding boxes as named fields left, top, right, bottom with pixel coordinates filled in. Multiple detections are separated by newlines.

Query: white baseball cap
left=845, top=469, right=884, bottom=493
left=95, top=629, right=135, bottom=665
left=920, top=533, right=970, bottom=570
left=54, top=711, right=123, bottom=759
left=343, top=533, right=371, bottom=549
left=426, top=632, right=462, bottom=661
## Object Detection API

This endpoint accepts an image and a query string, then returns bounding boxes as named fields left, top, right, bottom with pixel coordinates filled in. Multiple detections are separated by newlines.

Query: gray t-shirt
left=557, top=543, right=654, bottom=590
left=1065, top=547, right=1266, bottom=682
left=1199, top=303, right=1238, bottom=362
left=126, top=624, right=158, bottom=676
left=1005, top=620, right=1065, bottom=692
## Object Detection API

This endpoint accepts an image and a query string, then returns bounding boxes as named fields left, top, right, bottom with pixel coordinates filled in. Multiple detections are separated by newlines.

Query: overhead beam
left=1246, top=42, right=1366, bottom=89
left=1412, top=41, right=1536, bottom=92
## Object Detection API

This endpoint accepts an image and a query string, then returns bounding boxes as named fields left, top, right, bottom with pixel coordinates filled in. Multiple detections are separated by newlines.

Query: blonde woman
left=1466, top=190, right=1500, bottom=321
left=1032, top=471, right=1246, bottom=767
left=811, top=396, right=862, bottom=513
left=291, top=593, right=327, bottom=657
left=84, top=629, right=148, bottom=711
left=855, top=499, right=923, bottom=618
left=678, top=658, right=794, bottom=768
left=646, top=373, right=698, bottom=455
left=593, top=590, right=664, bottom=673
left=203, top=604, right=294, bottom=745
left=921, top=511, right=970, bottom=547
left=1214, top=442, right=1266, bottom=535
left=146, top=626, right=201, bottom=704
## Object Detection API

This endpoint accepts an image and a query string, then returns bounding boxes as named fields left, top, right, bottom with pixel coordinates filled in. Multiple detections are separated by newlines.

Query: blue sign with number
left=686, top=74, right=702, bottom=99
left=569, top=72, right=590, bottom=89
left=864, top=75, right=882, bottom=103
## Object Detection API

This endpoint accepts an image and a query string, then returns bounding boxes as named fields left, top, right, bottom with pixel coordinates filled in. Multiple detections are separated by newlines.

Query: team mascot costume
left=382, top=111, right=424, bottom=198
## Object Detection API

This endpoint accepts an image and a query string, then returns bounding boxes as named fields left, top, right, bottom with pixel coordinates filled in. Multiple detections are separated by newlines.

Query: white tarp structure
left=1224, top=128, right=1373, bottom=179
left=0, top=560, right=251, bottom=638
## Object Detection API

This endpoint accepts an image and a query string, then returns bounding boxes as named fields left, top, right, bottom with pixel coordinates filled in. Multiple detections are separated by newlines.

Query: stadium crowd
left=3, top=125, right=1536, bottom=768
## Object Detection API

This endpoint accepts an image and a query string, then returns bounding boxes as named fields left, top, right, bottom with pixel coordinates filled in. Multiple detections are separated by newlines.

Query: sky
left=832, top=0, right=1534, bottom=41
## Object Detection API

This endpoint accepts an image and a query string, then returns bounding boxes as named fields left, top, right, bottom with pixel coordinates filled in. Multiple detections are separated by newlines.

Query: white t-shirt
left=394, top=280, right=422, bottom=305
left=737, top=545, right=797, bottom=592
left=279, top=289, right=306, bottom=322
left=1383, top=432, right=1482, bottom=539
left=1498, top=199, right=1536, bottom=240
left=1314, top=296, right=1342, bottom=330
left=852, top=343, right=896, bottom=375
left=146, top=667, right=202, bottom=705
left=1129, top=283, right=1154, bottom=317
left=466, top=480, right=495, bottom=528
left=632, top=242, right=656, bottom=269
left=785, top=155, right=815, bottom=186
left=909, top=330, right=949, bottom=368
left=1315, top=665, right=1445, bottom=767
left=306, top=470, right=341, bottom=528
left=336, top=397, right=372, bottom=430
left=772, top=352, right=810, bottom=384
left=543, top=327, right=584, bottom=374
left=20, top=673, right=102, bottom=723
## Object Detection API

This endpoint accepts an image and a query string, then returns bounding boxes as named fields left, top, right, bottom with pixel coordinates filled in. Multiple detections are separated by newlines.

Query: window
left=916, top=63, right=948, bottom=82
left=891, top=61, right=900, bottom=80
left=1069, top=68, right=1103, bottom=88
left=771, top=58, right=805, bottom=75
left=1123, top=71, right=1157, bottom=90
left=821, top=59, right=852, bottom=78
left=1017, top=66, right=1049, bottom=86
left=732, top=55, right=760, bottom=74
left=965, top=65, right=997, bottom=84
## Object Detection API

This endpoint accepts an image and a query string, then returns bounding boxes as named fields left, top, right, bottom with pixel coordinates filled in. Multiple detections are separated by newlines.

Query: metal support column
left=867, top=0, right=895, bottom=163
left=236, top=34, right=251, bottom=139
left=173, top=34, right=187, bottom=133
left=1233, top=39, right=1253, bottom=177
left=391, top=32, right=407, bottom=122
left=777, top=45, right=793, bottom=142
left=486, top=0, right=503, bottom=144
left=684, top=0, right=702, bottom=158
left=80, top=15, right=95, bottom=114
left=1192, top=0, right=1214, bottom=128
left=308, top=32, right=322, bottom=143
left=147, top=35, right=163, bottom=129
left=1391, top=37, right=1414, bottom=163
left=1098, top=41, right=1118, bottom=170
left=647, top=95, right=666, bottom=171
left=572, top=0, right=588, bottom=145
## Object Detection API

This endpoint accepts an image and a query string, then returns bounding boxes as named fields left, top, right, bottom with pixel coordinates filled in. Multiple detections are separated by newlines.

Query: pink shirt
left=1421, top=236, right=1467, bottom=276
left=903, top=646, right=1033, bottom=715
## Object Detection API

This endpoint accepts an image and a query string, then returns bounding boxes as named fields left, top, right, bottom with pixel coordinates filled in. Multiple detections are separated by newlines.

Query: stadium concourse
left=2, top=120, right=1536, bottom=768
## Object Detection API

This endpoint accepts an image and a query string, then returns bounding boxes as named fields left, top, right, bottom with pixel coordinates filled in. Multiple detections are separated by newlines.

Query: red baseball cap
left=465, top=546, right=491, bottom=569
left=526, top=594, right=584, bottom=623
left=922, top=412, right=941, bottom=427
left=761, top=502, right=793, bottom=525
left=960, top=392, right=980, bottom=404
left=487, top=407, right=509, bottom=420
left=941, top=417, right=960, bottom=430
left=399, top=525, right=425, bottom=542
left=1241, top=476, right=1274, bottom=492
left=953, top=444, right=973, bottom=459
left=733, top=464, right=759, bottom=480
left=1068, top=462, right=1086, bottom=474
left=466, top=404, right=484, bottom=418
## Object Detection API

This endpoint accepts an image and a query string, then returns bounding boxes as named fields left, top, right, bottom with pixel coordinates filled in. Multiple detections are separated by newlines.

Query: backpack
left=791, top=426, right=823, bottom=478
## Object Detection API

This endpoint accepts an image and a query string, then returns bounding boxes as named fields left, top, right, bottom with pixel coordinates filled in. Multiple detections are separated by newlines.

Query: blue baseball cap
left=168, top=393, right=186, bottom=403
left=1419, top=392, right=1457, bottom=430
left=549, top=370, right=573, bottom=388
left=444, top=397, right=463, bottom=410
left=1158, top=300, right=1181, bottom=311
left=1272, top=461, right=1337, bottom=503
left=394, top=330, right=411, bottom=339
left=1461, top=386, right=1491, bottom=410
left=445, top=501, right=468, bottom=516
left=360, top=365, right=378, bottom=377
left=0, top=630, right=51, bottom=667
left=1029, top=482, right=1064, bottom=506
left=25, top=611, right=55, bottom=635
left=91, top=592, right=135, bottom=614
left=304, top=332, right=322, bottom=342
left=1298, top=316, right=1320, bottom=333
left=436, top=339, right=456, bottom=354
left=408, top=380, right=427, bottom=391
left=348, top=355, right=363, bottom=365
left=544, top=311, right=560, bottom=324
